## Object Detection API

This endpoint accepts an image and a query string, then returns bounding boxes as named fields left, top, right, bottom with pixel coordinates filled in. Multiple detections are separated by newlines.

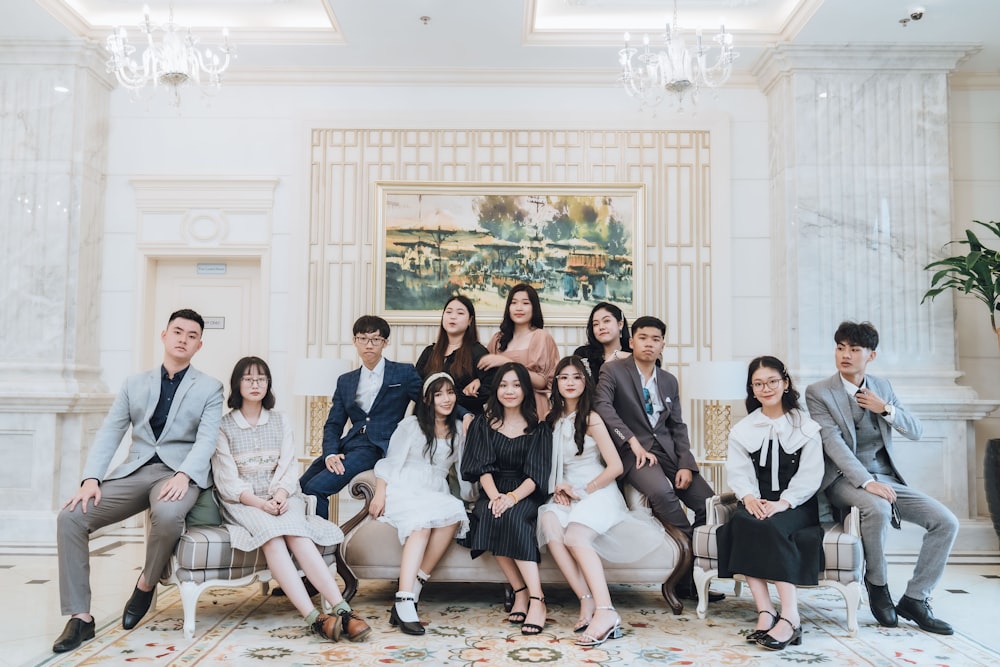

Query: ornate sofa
left=336, top=470, right=692, bottom=614
left=692, top=493, right=864, bottom=634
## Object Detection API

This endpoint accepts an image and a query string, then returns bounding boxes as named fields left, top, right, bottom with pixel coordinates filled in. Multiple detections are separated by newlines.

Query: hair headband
left=423, top=372, right=455, bottom=395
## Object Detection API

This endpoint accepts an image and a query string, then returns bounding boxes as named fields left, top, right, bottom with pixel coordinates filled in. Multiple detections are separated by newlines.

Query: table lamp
left=293, top=358, right=351, bottom=458
left=683, top=361, right=747, bottom=460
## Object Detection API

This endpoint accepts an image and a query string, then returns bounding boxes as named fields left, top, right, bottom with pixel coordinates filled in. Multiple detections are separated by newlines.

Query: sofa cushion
left=174, top=525, right=338, bottom=583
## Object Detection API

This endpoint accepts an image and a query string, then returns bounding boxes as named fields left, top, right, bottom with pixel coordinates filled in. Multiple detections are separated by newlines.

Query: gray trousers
left=825, top=474, right=958, bottom=600
left=57, top=463, right=198, bottom=615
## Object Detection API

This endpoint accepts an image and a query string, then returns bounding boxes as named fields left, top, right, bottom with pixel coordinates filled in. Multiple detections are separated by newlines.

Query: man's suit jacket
left=804, top=372, right=922, bottom=491
left=321, top=359, right=422, bottom=458
left=81, top=366, right=225, bottom=489
left=594, top=357, right=698, bottom=472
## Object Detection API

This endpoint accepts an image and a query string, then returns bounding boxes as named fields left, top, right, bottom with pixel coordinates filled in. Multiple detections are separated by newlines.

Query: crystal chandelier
left=105, top=4, right=235, bottom=105
left=618, top=0, right=737, bottom=110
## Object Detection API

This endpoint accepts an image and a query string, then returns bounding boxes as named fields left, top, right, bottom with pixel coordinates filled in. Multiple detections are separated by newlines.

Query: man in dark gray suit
left=805, top=321, right=957, bottom=635
left=53, top=309, right=224, bottom=652
left=594, top=315, right=721, bottom=601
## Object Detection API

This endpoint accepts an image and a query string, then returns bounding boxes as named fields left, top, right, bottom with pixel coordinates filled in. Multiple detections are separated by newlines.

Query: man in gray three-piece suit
left=52, top=309, right=224, bottom=653
left=805, top=321, right=957, bottom=635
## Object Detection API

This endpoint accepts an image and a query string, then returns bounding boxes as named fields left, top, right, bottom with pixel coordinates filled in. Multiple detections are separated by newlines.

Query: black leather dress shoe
left=122, top=586, right=156, bottom=629
left=896, top=595, right=953, bottom=635
left=272, top=576, right=319, bottom=598
left=864, top=578, right=898, bottom=627
left=676, top=584, right=726, bottom=603
left=53, top=617, right=95, bottom=653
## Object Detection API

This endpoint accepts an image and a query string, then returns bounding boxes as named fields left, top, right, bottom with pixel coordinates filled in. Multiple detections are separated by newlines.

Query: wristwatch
left=880, top=404, right=892, bottom=417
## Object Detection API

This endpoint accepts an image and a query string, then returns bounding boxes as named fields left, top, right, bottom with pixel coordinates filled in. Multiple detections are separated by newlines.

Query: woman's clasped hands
left=742, top=494, right=790, bottom=520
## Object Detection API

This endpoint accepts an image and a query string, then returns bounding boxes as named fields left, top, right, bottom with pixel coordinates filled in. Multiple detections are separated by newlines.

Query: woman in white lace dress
left=213, top=357, right=370, bottom=642
left=538, top=355, right=664, bottom=647
left=369, top=372, right=471, bottom=635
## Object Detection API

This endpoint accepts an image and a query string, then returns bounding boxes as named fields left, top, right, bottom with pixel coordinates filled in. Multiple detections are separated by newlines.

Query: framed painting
left=373, top=182, right=644, bottom=325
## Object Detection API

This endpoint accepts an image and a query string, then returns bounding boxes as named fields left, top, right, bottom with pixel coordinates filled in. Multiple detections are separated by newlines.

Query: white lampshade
left=293, top=358, right=351, bottom=397
left=683, top=361, right=747, bottom=401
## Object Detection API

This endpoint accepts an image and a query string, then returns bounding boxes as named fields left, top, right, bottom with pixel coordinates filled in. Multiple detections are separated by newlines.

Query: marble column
left=754, top=45, right=999, bottom=551
left=0, top=42, right=114, bottom=550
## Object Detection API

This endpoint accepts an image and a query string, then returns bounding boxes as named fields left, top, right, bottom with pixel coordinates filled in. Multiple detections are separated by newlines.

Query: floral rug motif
left=28, top=580, right=999, bottom=666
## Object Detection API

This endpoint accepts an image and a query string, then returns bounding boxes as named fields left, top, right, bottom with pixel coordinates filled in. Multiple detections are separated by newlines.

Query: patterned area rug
left=30, top=580, right=998, bottom=666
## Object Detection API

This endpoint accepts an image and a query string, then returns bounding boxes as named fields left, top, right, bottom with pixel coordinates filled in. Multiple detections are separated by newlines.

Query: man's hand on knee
left=63, top=479, right=101, bottom=513
left=325, top=453, right=346, bottom=475
left=157, top=472, right=192, bottom=501
left=865, top=481, right=897, bottom=502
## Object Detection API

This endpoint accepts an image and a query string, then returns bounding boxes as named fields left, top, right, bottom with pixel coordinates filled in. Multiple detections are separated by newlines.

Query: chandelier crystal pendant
left=105, top=4, right=235, bottom=105
left=618, top=0, right=737, bottom=110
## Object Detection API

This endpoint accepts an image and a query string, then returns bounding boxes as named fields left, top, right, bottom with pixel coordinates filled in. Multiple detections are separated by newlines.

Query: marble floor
left=3, top=529, right=1000, bottom=667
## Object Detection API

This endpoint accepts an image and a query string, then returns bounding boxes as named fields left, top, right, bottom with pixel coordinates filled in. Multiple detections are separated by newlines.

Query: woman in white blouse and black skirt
left=717, top=356, right=824, bottom=652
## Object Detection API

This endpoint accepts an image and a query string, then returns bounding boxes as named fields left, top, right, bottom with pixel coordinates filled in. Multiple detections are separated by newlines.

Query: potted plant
left=922, top=219, right=1000, bottom=541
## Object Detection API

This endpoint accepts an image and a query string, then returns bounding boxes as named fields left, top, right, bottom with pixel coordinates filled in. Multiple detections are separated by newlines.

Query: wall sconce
left=293, top=358, right=351, bottom=458
left=684, top=361, right=747, bottom=461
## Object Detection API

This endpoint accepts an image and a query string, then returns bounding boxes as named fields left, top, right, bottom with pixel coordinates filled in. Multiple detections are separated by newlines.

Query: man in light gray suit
left=805, top=321, right=957, bottom=635
left=52, top=309, right=224, bottom=653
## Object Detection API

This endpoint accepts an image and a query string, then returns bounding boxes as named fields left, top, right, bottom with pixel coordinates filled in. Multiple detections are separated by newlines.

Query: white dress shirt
left=357, top=357, right=386, bottom=413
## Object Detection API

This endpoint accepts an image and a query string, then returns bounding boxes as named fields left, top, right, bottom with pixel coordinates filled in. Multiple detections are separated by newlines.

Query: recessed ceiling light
left=54, top=85, right=70, bottom=93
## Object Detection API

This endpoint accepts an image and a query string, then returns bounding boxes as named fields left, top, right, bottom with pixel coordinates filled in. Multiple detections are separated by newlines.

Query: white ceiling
left=3, top=0, right=998, bottom=79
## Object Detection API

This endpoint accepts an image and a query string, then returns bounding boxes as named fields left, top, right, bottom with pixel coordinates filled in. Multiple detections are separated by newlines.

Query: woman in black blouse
left=416, top=295, right=493, bottom=414
left=461, top=362, right=552, bottom=635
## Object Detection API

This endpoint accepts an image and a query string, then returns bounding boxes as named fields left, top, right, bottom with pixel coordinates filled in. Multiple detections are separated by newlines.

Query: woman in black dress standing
left=717, top=356, right=824, bottom=651
left=461, top=362, right=552, bottom=635
left=416, top=294, right=493, bottom=414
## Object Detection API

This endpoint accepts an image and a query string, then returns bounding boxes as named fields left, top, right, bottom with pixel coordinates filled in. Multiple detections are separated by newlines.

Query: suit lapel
left=371, top=361, right=395, bottom=410
left=161, top=368, right=196, bottom=439
left=829, top=374, right=857, bottom=450
left=142, top=369, right=161, bottom=441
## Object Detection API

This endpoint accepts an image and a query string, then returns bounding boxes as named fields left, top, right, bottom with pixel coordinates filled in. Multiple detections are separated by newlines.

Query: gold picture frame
left=373, top=181, right=644, bottom=325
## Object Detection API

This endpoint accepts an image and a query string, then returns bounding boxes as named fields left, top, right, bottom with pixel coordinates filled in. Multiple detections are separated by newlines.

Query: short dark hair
left=631, top=315, right=666, bottom=337
left=228, top=356, right=276, bottom=410
left=168, top=308, right=205, bottom=333
left=353, top=315, right=390, bottom=339
left=834, top=321, right=879, bottom=350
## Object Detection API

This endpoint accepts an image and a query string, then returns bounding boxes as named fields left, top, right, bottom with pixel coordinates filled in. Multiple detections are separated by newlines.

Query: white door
left=147, top=258, right=264, bottom=389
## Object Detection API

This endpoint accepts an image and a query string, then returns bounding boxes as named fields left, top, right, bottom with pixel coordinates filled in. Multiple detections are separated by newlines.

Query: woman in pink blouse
left=478, top=283, right=560, bottom=419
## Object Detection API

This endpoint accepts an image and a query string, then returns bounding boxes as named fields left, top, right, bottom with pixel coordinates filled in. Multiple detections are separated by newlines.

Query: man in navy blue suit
left=300, top=315, right=422, bottom=520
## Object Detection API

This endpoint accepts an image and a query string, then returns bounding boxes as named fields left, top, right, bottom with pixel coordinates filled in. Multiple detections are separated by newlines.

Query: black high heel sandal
left=757, top=616, right=802, bottom=651
left=507, top=586, right=528, bottom=623
left=521, top=595, right=546, bottom=635
left=746, top=610, right=778, bottom=643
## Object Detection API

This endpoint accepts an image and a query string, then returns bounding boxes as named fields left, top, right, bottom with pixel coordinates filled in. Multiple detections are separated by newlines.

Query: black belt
left=143, top=454, right=164, bottom=466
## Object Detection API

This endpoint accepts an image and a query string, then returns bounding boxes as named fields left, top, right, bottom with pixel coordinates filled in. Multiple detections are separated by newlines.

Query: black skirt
left=717, top=441, right=825, bottom=586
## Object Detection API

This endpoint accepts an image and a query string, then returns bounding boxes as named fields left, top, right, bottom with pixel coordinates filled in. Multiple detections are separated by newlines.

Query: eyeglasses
left=241, top=376, right=268, bottom=386
left=354, top=335, right=386, bottom=346
left=751, top=378, right=784, bottom=391
left=642, top=387, right=654, bottom=415
left=555, top=373, right=585, bottom=383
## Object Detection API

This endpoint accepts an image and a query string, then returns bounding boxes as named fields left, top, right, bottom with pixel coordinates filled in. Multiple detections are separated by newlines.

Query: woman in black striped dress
left=461, top=362, right=552, bottom=635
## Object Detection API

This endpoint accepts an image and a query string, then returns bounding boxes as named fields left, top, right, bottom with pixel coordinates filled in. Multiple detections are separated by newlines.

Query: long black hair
left=425, top=294, right=480, bottom=381
left=744, top=356, right=801, bottom=414
left=496, top=283, right=544, bottom=352
left=576, top=302, right=631, bottom=376
left=484, top=362, right=538, bottom=433
left=546, top=355, right=593, bottom=455
left=415, top=374, right=459, bottom=460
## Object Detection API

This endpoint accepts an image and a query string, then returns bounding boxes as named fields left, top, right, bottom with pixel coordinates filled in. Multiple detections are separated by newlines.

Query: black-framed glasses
left=354, top=335, right=386, bottom=346
left=642, top=387, right=654, bottom=415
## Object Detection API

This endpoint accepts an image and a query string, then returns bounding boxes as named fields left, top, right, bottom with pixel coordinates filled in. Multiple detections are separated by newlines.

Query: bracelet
left=506, top=491, right=519, bottom=504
